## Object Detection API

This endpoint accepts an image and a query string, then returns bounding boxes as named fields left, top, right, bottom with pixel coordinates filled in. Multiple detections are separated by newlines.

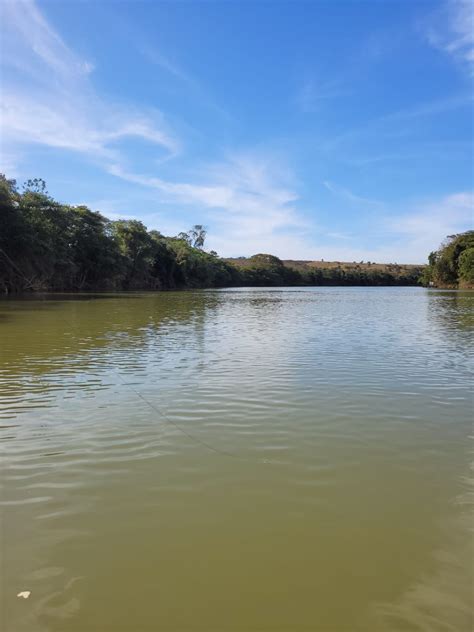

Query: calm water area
left=1, top=287, right=472, bottom=631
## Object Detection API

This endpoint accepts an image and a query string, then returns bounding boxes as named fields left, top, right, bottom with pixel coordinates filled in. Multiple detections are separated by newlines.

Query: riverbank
left=1, top=176, right=425, bottom=294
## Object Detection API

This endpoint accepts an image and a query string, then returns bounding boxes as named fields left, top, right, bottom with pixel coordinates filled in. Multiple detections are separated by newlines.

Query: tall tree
left=188, top=224, right=207, bottom=249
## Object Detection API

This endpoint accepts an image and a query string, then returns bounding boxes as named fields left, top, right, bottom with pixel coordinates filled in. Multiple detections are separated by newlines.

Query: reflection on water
left=1, top=288, right=472, bottom=631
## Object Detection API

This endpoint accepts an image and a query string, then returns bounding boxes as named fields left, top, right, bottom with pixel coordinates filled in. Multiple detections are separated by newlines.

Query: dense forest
left=421, top=231, right=474, bottom=289
left=0, top=174, right=443, bottom=293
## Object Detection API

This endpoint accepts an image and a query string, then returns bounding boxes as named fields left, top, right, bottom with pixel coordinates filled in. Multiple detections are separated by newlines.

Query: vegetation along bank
left=1, top=175, right=471, bottom=293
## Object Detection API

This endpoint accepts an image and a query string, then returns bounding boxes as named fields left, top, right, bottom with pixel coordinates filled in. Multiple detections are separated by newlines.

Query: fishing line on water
left=111, top=367, right=242, bottom=460
left=55, top=304, right=273, bottom=464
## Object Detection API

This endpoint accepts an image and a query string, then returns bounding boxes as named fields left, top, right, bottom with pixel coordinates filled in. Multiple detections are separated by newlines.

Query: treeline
left=227, top=254, right=422, bottom=286
left=421, top=231, right=474, bottom=288
left=1, top=175, right=423, bottom=293
left=0, top=176, right=239, bottom=293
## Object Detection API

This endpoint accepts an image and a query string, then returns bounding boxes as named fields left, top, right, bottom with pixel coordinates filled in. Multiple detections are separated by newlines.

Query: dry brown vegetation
left=229, top=258, right=424, bottom=274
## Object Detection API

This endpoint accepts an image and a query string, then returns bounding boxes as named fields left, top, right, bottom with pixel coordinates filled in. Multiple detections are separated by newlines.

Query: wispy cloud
left=326, top=232, right=352, bottom=240
left=324, top=93, right=472, bottom=154
left=382, top=93, right=473, bottom=122
left=296, top=78, right=349, bottom=112
left=322, top=180, right=382, bottom=208
left=139, top=44, right=231, bottom=121
left=302, top=189, right=473, bottom=264
left=0, top=0, right=179, bottom=173
left=1, top=0, right=310, bottom=256
left=1, top=0, right=471, bottom=267
left=108, top=153, right=312, bottom=256
left=423, top=0, right=474, bottom=73
left=1, top=0, right=94, bottom=80
left=139, top=45, right=189, bottom=84
left=388, top=191, right=473, bottom=248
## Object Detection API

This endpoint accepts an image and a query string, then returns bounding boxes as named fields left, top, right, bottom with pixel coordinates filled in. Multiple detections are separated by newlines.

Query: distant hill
left=224, top=256, right=425, bottom=286
left=228, top=257, right=424, bottom=275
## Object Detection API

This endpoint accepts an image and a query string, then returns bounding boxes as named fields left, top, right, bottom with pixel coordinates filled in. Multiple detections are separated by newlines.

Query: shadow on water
left=0, top=292, right=224, bottom=419
left=0, top=288, right=321, bottom=411
left=427, top=290, right=474, bottom=335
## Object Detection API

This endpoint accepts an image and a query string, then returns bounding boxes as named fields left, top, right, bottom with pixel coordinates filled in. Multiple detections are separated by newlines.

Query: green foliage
left=239, top=254, right=303, bottom=286
left=0, top=175, right=235, bottom=292
left=458, top=247, right=474, bottom=284
left=232, top=255, right=422, bottom=287
left=0, top=174, right=426, bottom=293
left=111, top=220, right=157, bottom=288
left=23, top=178, right=48, bottom=195
left=423, top=231, right=474, bottom=287
left=177, top=224, right=207, bottom=249
left=188, top=224, right=207, bottom=249
left=167, top=238, right=237, bottom=288
left=69, top=207, right=122, bottom=289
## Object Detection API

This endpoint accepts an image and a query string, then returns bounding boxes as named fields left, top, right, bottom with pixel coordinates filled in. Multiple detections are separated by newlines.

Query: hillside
left=229, top=257, right=423, bottom=272
left=227, top=257, right=425, bottom=285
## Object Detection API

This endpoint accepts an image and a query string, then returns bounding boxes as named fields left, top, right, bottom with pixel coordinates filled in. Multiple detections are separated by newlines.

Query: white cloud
left=324, top=93, right=473, bottom=155
left=424, top=0, right=474, bottom=73
left=322, top=180, right=383, bottom=208
left=1, top=0, right=471, bottom=267
left=243, top=190, right=472, bottom=264
left=0, top=149, right=22, bottom=177
left=0, top=0, right=179, bottom=169
left=387, top=191, right=473, bottom=253
left=138, top=44, right=231, bottom=121
left=107, top=158, right=472, bottom=263
left=296, top=79, right=348, bottom=112
left=1, top=0, right=94, bottom=80
left=107, top=153, right=311, bottom=256
left=326, top=232, right=352, bottom=240
left=311, top=191, right=473, bottom=264
left=0, top=0, right=312, bottom=256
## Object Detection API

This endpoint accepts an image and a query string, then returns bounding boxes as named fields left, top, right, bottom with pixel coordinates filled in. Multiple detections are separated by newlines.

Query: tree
left=68, top=206, right=121, bottom=289
left=177, top=231, right=192, bottom=245
left=111, top=220, right=156, bottom=288
left=0, top=175, right=26, bottom=292
left=0, top=173, right=427, bottom=293
left=458, top=247, right=474, bottom=285
left=188, top=224, right=206, bottom=249
left=176, top=225, right=207, bottom=249
left=22, top=178, right=48, bottom=195
left=424, top=231, right=474, bottom=287
left=16, top=183, right=75, bottom=289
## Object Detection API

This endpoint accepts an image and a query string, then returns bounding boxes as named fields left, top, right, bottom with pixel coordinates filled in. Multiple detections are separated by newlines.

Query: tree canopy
left=0, top=175, right=428, bottom=293
left=422, top=231, right=474, bottom=288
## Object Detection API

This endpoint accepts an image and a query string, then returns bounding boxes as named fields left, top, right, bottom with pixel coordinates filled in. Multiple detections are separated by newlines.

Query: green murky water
left=1, top=287, right=472, bottom=631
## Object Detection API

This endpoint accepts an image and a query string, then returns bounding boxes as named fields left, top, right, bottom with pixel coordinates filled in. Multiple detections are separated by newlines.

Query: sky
left=1, top=0, right=473, bottom=263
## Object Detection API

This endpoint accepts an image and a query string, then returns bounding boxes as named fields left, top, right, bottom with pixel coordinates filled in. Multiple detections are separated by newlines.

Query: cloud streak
left=108, top=153, right=310, bottom=256
left=324, top=93, right=473, bottom=155
left=296, top=78, right=349, bottom=112
left=313, top=191, right=473, bottom=264
left=323, top=180, right=383, bottom=208
left=423, top=0, right=474, bottom=73
left=1, top=0, right=471, bottom=265
left=139, top=44, right=231, bottom=120
left=0, top=0, right=179, bottom=171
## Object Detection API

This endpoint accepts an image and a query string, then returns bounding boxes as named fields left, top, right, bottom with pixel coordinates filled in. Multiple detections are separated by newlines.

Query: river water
left=1, top=287, right=472, bottom=631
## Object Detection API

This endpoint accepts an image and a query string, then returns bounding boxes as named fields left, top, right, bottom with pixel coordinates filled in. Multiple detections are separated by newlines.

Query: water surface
left=1, top=287, right=472, bottom=631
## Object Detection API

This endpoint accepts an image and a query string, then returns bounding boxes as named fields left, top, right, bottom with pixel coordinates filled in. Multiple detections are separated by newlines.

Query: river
left=1, top=287, right=472, bottom=631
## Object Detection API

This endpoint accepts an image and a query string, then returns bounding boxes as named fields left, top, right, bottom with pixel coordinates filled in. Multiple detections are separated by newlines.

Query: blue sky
left=1, top=0, right=473, bottom=263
